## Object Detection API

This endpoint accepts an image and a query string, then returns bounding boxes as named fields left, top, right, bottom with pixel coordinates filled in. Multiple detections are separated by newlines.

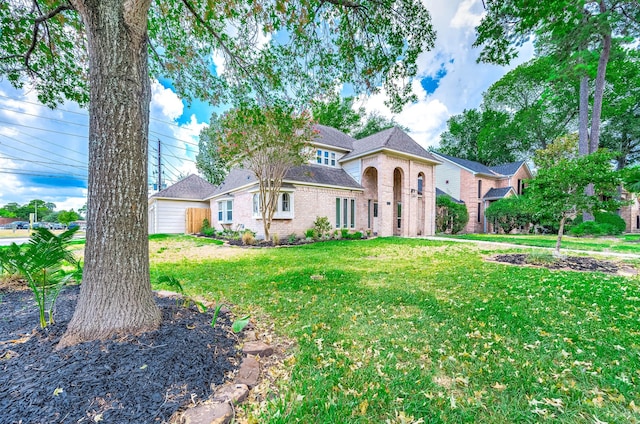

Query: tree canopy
left=474, top=0, right=640, bottom=154
left=202, top=102, right=315, bottom=240
left=0, top=0, right=437, bottom=345
left=527, top=138, right=623, bottom=253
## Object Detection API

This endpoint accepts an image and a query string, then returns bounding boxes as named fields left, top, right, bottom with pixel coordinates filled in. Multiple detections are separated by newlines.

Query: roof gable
left=432, top=152, right=498, bottom=176
left=342, top=127, right=439, bottom=162
left=483, top=186, right=516, bottom=200
left=489, top=161, right=525, bottom=176
left=314, top=124, right=355, bottom=151
left=150, top=174, right=217, bottom=200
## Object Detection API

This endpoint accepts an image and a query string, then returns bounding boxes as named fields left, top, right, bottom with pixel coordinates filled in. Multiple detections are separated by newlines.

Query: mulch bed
left=492, top=253, right=620, bottom=273
left=0, top=285, right=241, bottom=423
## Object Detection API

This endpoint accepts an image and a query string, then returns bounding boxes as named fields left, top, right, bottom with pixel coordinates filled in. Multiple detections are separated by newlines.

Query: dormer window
left=316, top=149, right=337, bottom=167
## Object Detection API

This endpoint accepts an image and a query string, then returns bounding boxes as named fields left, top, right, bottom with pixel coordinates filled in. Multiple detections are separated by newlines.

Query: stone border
left=156, top=290, right=276, bottom=424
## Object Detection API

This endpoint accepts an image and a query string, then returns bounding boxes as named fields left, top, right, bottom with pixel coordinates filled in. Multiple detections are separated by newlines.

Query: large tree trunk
left=58, top=0, right=161, bottom=348
left=578, top=76, right=590, bottom=156
left=589, top=33, right=612, bottom=154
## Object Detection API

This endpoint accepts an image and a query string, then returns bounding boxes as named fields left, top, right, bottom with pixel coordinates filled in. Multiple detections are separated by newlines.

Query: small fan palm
left=0, top=227, right=82, bottom=328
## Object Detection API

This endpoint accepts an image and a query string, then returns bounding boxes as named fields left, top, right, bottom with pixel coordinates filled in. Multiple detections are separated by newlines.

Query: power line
left=0, top=134, right=87, bottom=166
left=0, top=106, right=89, bottom=128
left=0, top=119, right=88, bottom=139
left=0, top=93, right=196, bottom=129
left=0, top=169, right=88, bottom=179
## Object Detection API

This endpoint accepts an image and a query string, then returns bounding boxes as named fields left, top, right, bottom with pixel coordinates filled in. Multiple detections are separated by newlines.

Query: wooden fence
left=185, top=208, right=211, bottom=234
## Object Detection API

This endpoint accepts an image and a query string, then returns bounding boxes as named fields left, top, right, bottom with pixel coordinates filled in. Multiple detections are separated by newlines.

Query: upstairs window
left=316, top=149, right=337, bottom=167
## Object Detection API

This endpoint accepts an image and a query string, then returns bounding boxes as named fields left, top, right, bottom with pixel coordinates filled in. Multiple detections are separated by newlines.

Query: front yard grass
left=442, top=233, right=640, bottom=254
left=152, top=237, right=640, bottom=423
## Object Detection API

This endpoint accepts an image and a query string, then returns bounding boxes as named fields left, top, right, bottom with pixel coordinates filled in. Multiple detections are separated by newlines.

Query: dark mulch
left=0, top=286, right=241, bottom=424
left=492, top=253, right=619, bottom=273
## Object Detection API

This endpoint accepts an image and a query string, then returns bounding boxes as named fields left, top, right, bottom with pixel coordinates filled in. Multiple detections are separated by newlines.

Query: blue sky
left=0, top=0, right=532, bottom=213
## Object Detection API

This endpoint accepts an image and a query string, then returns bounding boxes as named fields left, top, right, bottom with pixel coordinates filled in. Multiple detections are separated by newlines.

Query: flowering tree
left=207, top=103, right=316, bottom=241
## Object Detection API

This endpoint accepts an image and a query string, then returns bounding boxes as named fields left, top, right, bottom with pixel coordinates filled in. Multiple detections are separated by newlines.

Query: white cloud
left=355, top=0, right=534, bottom=149
left=150, top=80, right=184, bottom=120
left=450, top=0, right=485, bottom=29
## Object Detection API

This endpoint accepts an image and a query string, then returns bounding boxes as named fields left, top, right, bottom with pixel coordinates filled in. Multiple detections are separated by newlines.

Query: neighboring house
left=148, top=174, right=217, bottom=234
left=620, top=191, right=640, bottom=233
left=431, top=152, right=533, bottom=233
left=208, top=125, right=441, bottom=239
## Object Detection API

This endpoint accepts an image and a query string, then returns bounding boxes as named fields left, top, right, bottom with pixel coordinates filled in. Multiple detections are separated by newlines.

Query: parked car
left=67, top=222, right=80, bottom=230
left=50, top=223, right=65, bottom=230
left=12, top=221, right=30, bottom=229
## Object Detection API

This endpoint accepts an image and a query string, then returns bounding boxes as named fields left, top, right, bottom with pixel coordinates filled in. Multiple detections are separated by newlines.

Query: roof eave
left=340, top=148, right=441, bottom=165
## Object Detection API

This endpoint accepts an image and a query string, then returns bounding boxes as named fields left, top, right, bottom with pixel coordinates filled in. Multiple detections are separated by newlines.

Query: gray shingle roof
left=285, top=164, right=362, bottom=189
left=436, top=188, right=464, bottom=203
left=210, top=168, right=257, bottom=197
left=150, top=174, right=217, bottom=200
left=483, top=187, right=513, bottom=200
left=314, top=124, right=355, bottom=150
left=342, top=127, right=439, bottom=162
left=490, top=161, right=525, bottom=176
left=432, top=152, right=498, bottom=176
left=210, top=164, right=362, bottom=198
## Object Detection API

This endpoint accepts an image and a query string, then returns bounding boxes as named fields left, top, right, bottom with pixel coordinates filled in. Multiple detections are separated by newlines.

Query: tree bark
left=589, top=32, right=612, bottom=154
left=58, top=0, right=161, bottom=348
left=554, top=215, right=566, bottom=256
left=578, top=76, right=590, bottom=156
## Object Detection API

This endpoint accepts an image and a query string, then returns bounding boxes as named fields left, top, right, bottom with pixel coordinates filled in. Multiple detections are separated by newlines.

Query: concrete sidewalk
left=423, top=236, right=640, bottom=260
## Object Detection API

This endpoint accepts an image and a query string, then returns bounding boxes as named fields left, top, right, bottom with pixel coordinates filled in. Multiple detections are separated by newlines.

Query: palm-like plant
left=0, top=227, right=82, bottom=328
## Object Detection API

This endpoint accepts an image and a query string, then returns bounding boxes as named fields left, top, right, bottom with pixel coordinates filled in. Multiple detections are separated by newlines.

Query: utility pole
left=157, top=138, right=162, bottom=191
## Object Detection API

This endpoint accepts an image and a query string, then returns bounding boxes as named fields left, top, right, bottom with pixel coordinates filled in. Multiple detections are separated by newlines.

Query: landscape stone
left=212, top=383, right=249, bottom=404
left=243, top=330, right=258, bottom=341
left=235, top=356, right=260, bottom=388
left=243, top=341, right=274, bottom=357
left=180, top=402, right=233, bottom=424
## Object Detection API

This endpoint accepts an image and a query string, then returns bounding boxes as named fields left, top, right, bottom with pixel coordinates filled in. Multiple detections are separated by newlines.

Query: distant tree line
left=0, top=199, right=84, bottom=224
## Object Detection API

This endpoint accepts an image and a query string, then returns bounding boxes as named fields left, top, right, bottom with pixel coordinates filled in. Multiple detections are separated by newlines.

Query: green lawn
left=440, top=233, right=640, bottom=254
left=152, top=237, right=640, bottom=423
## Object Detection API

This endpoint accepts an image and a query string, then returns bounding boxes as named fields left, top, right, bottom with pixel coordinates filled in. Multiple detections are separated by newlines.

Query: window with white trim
left=252, top=192, right=294, bottom=219
left=217, top=200, right=233, bottom=223
left=335, top=197, right=356, bottom=228
left=316, top=149, right=337, bottom=166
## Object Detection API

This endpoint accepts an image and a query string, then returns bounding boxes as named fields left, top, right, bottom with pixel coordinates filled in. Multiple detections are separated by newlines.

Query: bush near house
left=485, top=196, right=532, bottom=234
left=569, top=211, right=627, bottom=236
left=436, top=195, right=469, bottom=234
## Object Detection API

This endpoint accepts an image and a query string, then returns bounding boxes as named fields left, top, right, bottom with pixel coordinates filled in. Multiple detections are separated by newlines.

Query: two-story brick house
left=208, top=125, right=441, bottom=239
left=431, top=152, right=533, bottom=233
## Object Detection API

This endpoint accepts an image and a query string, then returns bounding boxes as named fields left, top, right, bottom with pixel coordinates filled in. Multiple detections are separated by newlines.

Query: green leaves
left=0, top=226, right=81, bottom=328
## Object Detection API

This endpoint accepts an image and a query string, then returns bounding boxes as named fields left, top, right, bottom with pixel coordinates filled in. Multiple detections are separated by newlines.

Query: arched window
left=281, top=193, right=290, bottom=212
left=417, top=174, right=424, bottom=195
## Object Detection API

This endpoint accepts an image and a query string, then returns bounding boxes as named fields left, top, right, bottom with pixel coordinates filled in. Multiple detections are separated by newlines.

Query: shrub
left=272, top=233, right=280, bottom=245
left=594, top=211, right=626, bottom=234
left=242, top=230, right=256, bottom=245
left=305, top=228, right=317, bottom=239
left=201, top=218, right=211, bottom=233
left=313, top=216, right=332, bottom=239
left=202, top=226, right=215, bottom=237
left=0, top=227, right=82, bottom=328
left=352, top=231, right=363, bottom=240
left=570, top=221, right=618, bottom=237
left=485, top=196, right=532, bottom=234
left=333, top=230, right=341, bottom=240
left=436, top=195, right=469, bottom=234
left=569, top=212, right=626, bottom=236
left=341, top=228, right=349, bottom=238
left=287, top=233, right=297, bottom=244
